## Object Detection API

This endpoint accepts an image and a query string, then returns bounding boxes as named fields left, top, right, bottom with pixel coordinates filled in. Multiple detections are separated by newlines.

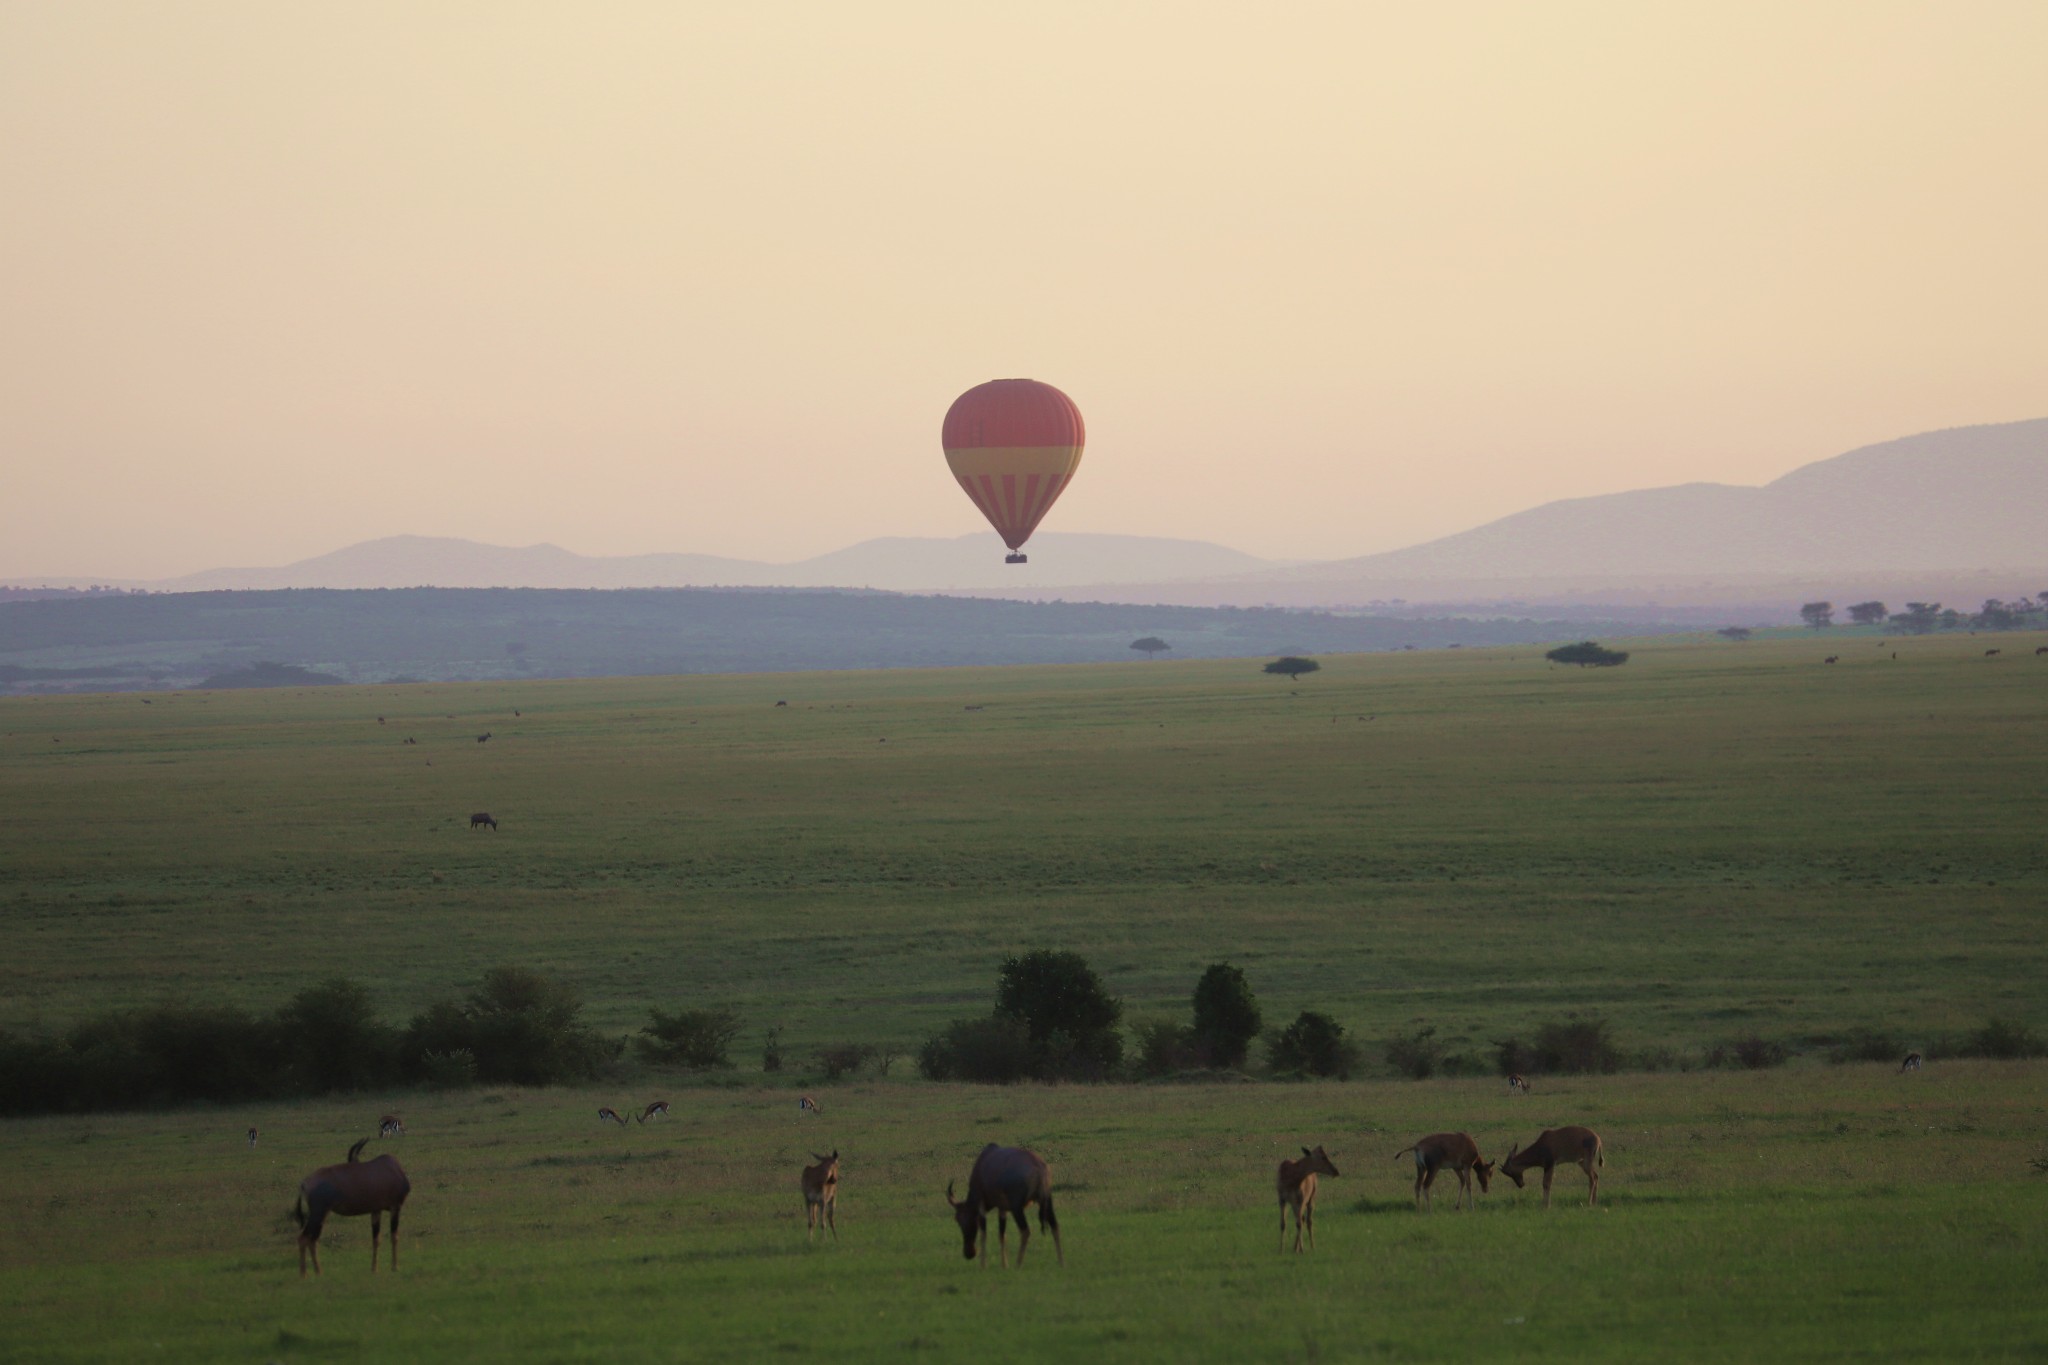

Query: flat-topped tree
left=1130, top=637, right=1171, bottom=658
left=1263, top=656, right=1319, bottom=678
left=1545, top=641, right=1629, bottom=668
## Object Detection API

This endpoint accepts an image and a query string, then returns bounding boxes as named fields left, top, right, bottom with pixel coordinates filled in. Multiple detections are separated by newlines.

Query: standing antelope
left=469, top=812, right=497, bottom=830
left=1900, top=1052, right=1923, bottom=1072
left=1500, top=1127, right=1604, bottom=1208
left=946, top=1144, right=1062, bottom=1268
left=1276, top=1145, right=1340, bottom=1252
left=1394, top=1133, right=1494, bottom=1211
left=637, top=1101, right=670, bottom=1124
left=247, top=1127, right=259, bottom=1148
left=1508, top=1073, right=1530, bottom=1094
left=802, top=1150, right=839, bottom=1241
left=597, top=1107, right=629, bottom=1126
left=378, top=1114, right=404, bottom=1137
left=291, top=1137, right=411, bottom=1277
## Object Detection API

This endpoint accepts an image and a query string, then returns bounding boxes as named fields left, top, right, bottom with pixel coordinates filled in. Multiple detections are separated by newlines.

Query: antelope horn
left=945, top=1180, right=957, bottom=1206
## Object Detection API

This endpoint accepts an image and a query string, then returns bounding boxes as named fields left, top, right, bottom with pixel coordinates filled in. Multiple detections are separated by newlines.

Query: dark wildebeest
left=1276, top=1145, right=1340, bottom=1252
left=469, top=812, right=496, bottom=831
left=2036, top=647, right=2048, bottom=657
left=1394, top=1133, right=1494, bottom=1212
left=1985, top=649, right=2001, bottom=658
left=292, top=1137, right=410, bottom=1277
left=1824, top=656, right=1839, bottom=664
left=802, top=1150, right=839, bottom=1241
left=1900, top=1052, right=1923, bottom=1072
left=477, top=732, right=492, bottom=743
left=947, top=1143, right=1062, bottom=1267
left=1501, top=1127, right=1604, bottom=1208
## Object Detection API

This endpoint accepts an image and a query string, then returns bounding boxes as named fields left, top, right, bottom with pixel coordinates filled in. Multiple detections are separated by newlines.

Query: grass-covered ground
left=2, top=632, right=2042, bottom=1058
left=3, top=1066, right=2044, bottom=1361
left=3, top=633, right=2046, bottom=1359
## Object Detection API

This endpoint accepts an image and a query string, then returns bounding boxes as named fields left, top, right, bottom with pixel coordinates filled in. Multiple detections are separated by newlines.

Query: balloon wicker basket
left=1005, top=553, right=1029, bottom=564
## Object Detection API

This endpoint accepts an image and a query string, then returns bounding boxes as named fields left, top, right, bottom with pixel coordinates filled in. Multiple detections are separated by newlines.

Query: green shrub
left=637, top=1007, right=743, bottom=1069
left=1267, top=1011, right=1358, bottom=1079
left=1133, top=1019, right=1202, bottom=1078
left=1384, top=1024, right=1447, bottom=1080
left=917, top=1015, right=1032, bottom=1083
left=1497, top=1015, right=1623, bottom=1076
left=1545, top=641, right=1630, bottom=667
left=405, top=967, right=615, bottom=1085
left=1952, top=1017, right=2047, bottom=1059
left=815, top=1043, right=876, bottom=1080
left=1709, top=1034, right=1791, bottom=1069
left=275, top=978, right=401, bottom=1094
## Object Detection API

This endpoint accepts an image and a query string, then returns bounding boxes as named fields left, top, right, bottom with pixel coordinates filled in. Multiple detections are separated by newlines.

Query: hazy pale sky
left=4, top=2, right=2044, bottom=578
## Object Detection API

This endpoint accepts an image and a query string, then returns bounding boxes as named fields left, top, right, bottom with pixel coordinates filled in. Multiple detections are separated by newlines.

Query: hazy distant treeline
left=0, top=587, right=1670, bottom=693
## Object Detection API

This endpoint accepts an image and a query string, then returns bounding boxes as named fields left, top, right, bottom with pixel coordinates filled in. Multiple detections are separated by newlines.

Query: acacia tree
left=994, top=950, right=1124, bottom=1077
left=1130, top=637, right=1172, bottom=658
left=1263, top=656, right=1320, bottom=678
left=1545, top=641, right=1629, bottom=667
left=1799, top=601, right=1834, bottom=629
left=1846, top=601, right=1888, bottom=626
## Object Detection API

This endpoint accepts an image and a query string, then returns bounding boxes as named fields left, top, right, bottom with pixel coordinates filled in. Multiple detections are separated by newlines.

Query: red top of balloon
left=942, top=378, right=1085, bottom=450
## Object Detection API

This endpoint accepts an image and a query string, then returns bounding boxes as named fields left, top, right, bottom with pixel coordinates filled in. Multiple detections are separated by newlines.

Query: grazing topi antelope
left=947, top=1144, right=1062, bottom=1268
left=292, top=1137, right=411, bottom=1277
left=1394, top=1133, right=1494, bottom=1212
left=597, top=1107, right=629, bottom=1127
left=1900, top=1052, right=1923, bottom=1072
left=1276, top=1145, right=1340, bottom=1252
left=1500, top=1127, right=1604, bottom=1208
left=802, top=1150, right=839, bottom=1241
left=637, top=1101, right=670, bottom=1124
left=1508, top=1073, right=1530, bottom=1094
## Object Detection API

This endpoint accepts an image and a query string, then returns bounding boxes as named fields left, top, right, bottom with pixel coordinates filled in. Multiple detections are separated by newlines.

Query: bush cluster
left=0, top=968, right=620, bottom=1117
left=1267, top=1011, right=1359, bottom=1079
left=1495, top=1016, right=1623, bottom=1076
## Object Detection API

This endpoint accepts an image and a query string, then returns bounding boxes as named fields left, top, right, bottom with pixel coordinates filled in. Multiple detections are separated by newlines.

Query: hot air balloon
left=942, top=378, right=1085, bottom=564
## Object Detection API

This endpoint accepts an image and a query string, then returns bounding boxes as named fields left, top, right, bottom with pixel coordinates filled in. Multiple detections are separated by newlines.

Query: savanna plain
left=2, top=635, right=2045, bottom=1362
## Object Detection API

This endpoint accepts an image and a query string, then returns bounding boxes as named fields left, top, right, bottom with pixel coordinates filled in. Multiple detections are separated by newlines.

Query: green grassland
left=3, top=633, right=2047, bottom=1360
left=3, top=1068, right=2044, bottom=1361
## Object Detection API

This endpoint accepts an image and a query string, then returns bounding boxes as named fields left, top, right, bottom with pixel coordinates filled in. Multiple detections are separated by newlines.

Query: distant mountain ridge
left=16, top=417, right=2044, bottom=610
left=1277, top=417, right=2048, bottom=583
left=99, top=532, right=1281, bottom=594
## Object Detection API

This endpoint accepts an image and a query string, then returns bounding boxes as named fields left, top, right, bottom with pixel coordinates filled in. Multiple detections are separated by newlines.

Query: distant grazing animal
left=476, top=732, right=492, bottom=743
left=1900, top=1052, right=1923, bottom=1073
left=947, top=1143, right=1062, bottom=1267
left=248, top=1127, right=259, bottom=1148
left=775, top=700, right=788, bottom=707
left=797, top=1095, right=821, bottom=1115
left=469, top=812, right=497, bottom=831
left=140, top=698, right=151, bottom=704
left=1394, top=1133, right=1494, bottom=1212
left=597, top=1107, right=628, bottom=1127
left=291, top=1137, right=410, bottom=1277
left=377, top=716, right=385, bottom=724
left=1276, top=1145, right=1340, bottom=1252
left=1501, top=1127, right=1604, bottom=1208
left=1824, top=656, right=1839, bottom=664
left=1508, top=1073, right=1530, bottom=1094
left=378, top=1114, right=404, bottom=1138
left=802, top=1150, right=840, bottom=1241
left=404, top=737, right=416, bottom=745
left=637, top=1101, right=669, bottom=1124
left=1985, top=649, right=2000, bottom=657
left=2036, top=647, right=2048, bottom=657
left=513, top=710, right=521, bottom=717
